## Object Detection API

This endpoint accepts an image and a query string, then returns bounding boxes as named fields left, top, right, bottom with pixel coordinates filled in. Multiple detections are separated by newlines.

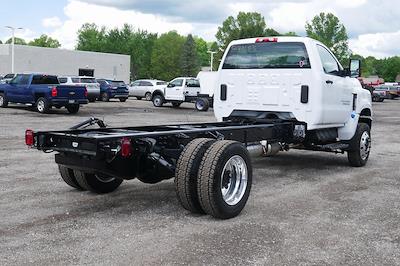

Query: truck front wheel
left=347, top=123, right=371, bottom=167
left=101, top=92, right=110, bottom=102
left=74, top=170, right=123, bottom=194
left=58, top=165, right=86, bottom=190
left=152, top=95, right=164, bottom=107
left=66, top=104, right=80, bottom=114
left=36, top=97, right=50, bottom=113
left=0, top=93, right=8, bottom=107
left=175, top=138, right=216, bottom=214
left=197, top=140, right=252, bottom=219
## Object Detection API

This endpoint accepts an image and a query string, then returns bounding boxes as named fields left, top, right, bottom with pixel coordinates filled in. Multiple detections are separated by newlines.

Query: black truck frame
left=26, top=116, right=367, bottom=219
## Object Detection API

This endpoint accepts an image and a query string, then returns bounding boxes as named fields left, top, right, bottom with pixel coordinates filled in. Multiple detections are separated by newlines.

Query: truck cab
left=214, top=37, right=372, bottom=141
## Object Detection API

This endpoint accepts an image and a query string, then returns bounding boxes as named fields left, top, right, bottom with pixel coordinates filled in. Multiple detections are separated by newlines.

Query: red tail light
left=256, top=37, right=278, bottom=43
left=121, top=137, right=132, bottom=157
left=51, top=87, right=58, bottom=97
left=84, top=87, right=88, bottom=97
left=25, top=129, right=34, bottom=146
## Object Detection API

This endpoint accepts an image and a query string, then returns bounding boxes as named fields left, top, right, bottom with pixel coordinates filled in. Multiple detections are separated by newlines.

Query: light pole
left=5, top=26, right=23, bottom=73
left=207, top=50, right=217, bottom=71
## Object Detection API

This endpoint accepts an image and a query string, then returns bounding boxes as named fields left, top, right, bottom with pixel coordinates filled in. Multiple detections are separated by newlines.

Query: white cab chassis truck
left=152, top=77, right=214, bottom=111
left=27, top=37, right=372, bottom=219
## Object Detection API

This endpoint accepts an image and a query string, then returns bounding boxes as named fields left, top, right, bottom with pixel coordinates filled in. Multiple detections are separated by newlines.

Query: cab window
left=170, top=79, right=183, bottom=87
left=10, top=74, right=30, bottom=85
left=317, top=45, right=341, bottom=75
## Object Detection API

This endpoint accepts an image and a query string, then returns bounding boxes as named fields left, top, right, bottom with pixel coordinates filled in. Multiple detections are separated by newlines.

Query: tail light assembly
left=51, top=87, right=58, bottom=97
left=84, top=87, right=88, bottom=97
left=121, top=137, right=132, bottom=158
left=25, top=129, right=35, bottom=147
left=255, top=37, right=278, bottom=43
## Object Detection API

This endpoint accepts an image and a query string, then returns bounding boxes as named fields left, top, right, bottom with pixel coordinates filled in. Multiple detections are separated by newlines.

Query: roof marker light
left=255, top=37, right=278, bottom=43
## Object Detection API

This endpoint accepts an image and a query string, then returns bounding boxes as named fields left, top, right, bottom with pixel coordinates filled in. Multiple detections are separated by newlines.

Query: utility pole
left=207, top=50, right=217, bottom=71
left=5, top=26, right=23, bottom=73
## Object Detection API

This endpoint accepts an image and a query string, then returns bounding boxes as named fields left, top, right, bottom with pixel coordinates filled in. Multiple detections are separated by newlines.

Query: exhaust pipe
left=247, top=141, right=281, bottom=157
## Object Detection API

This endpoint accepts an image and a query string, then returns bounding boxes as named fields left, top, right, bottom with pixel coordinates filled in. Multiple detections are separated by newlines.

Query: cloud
left=42, top=17, right=63, bottom=28
left=21, top=0, right=400, bottom=58
left=48, top=0, right=194, bottom=49
left=349, top=30, right=400, bottom=58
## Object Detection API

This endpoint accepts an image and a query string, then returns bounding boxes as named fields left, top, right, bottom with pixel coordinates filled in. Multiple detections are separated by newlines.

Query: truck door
left=16, top=74, right=32, bottom=103
left=316, top=45, right=353, bottom=124
left=165, top=78, right=185, bottom=101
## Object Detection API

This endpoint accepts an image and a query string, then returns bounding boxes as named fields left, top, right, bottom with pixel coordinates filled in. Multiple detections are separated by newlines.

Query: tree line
left=2, top=12, right=399, bottom=82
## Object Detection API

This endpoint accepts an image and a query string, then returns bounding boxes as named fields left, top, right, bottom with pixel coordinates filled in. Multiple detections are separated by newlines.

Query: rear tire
left=66, top=104, right=80, bottom=114
left=74, top=171, right=123, bottom=194
left=58, top=165, right=86, bottom=190
left=101, top=92, right=110, bottom=102
left=152, top=95, right=164, bottom=107
left=145, top=92, right=152, bottom=101
left=119, top=98, right=127, bottom=102
left=347, top=123, right=371, bottom=167
left=195, top=98, right=210, bottom=111
left=197, top=140, right=252, bottom=219
left=0, top=93, right=8, bottom=107
left=36, top=97, right=50, bottom=113
left=175, top=138, right=216, bottom=214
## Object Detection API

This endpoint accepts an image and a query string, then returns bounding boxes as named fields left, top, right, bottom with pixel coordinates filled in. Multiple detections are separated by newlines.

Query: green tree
left=29, top=34, right=61, bottom=48
left=180, top=34, right=200, bottom=76
left=150, top=31, right=185, bottom=81
left=5, top=37, right=26, bottom=45
left=214, top=12, right=280, bottom=70
left=76, top=23, right=107, bottom=52
left=194, top=37, right=209, bottom=67
left=305, top=12, right=349, bottom=64
left=76, top=23, right=157, bottom=80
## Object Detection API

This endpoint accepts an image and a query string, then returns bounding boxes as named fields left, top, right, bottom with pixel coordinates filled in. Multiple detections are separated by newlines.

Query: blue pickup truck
left=96, top=79, right=129, bottom=102
left=0, top=74, right=88, bottom=114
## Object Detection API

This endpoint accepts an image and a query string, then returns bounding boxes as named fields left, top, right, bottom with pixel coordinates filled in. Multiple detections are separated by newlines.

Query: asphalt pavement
left=0, top=98, right=399, bottom=265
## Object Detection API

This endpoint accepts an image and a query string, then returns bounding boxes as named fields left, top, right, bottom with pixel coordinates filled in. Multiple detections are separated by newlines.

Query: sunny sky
left=0, top=0, right=399, bottom=58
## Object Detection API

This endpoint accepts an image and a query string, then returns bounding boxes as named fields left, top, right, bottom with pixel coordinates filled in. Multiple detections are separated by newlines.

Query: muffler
left=247, top=141, right=281, bottom=157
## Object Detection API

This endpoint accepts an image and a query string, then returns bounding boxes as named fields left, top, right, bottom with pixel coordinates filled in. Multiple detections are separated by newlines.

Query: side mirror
left=349, top=59, right=361, bottom=78
left=167, top=83, right=175, bottom=88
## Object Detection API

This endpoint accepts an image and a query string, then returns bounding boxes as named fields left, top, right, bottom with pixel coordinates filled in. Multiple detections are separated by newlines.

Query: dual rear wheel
left=58, top=165, right=123, bottom=193
left=175, top=138, right=252, bottom=219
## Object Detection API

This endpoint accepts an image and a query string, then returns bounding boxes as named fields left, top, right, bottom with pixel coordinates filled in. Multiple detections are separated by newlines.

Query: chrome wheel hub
left=360, top=131, right=371, bottom=160
left=37, top=100, right=44, bottom=112
left=221, top=155, right=248, bottom=206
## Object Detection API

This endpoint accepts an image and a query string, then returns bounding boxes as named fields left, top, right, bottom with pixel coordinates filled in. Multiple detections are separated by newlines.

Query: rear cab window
left=186, top=79, right=200, bottom=87
left=223, top=42, right=311, bottom=69
left=31, top=75, right=59, bottom=85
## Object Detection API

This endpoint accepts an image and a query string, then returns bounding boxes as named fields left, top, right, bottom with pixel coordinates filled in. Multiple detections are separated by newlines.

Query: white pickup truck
left=27, top=36, right=372, bottom=219
left=151, top=77, right=213, bottom=111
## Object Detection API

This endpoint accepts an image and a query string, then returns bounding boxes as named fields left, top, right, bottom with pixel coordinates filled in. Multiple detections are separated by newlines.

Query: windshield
left=223, top=42, right=311, bottom=69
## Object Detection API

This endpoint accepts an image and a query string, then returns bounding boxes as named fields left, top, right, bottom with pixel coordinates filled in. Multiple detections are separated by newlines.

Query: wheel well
left=152, top=90, right=164, bottom=99
left=359, top=108, right=372, bottom=128
left=34, top=93, right=45, bottom=101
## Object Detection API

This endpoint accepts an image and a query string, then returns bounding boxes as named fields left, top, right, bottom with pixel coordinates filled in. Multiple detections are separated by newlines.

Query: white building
left=0, top=44, right=130, bottom=83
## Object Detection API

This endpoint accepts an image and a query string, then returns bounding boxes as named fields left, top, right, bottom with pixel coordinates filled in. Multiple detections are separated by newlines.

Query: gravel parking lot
left=1, top=99, right=399, bottom=265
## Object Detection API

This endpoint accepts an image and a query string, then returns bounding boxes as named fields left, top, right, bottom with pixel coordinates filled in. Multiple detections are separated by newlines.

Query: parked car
left=96, top=79, right=129, bottom=102
left=0, top=73, right=17, bottom=84
left=0, top=73, right=88, bottom=114
left=374, top=85, right=399, bottom=99
left=58, top=76, right=100, bottom=102
left=362, top=84, right=384, bottom=102
left=129, top=79, right=167, bottom=100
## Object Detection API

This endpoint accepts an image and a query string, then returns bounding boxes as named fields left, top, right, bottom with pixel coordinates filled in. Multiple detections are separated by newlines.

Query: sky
left=0, top=0, right=399, bottom=58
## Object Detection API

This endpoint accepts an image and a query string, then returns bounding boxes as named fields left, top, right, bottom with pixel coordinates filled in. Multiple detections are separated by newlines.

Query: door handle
left=326, top=80, right=333, bottom=84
